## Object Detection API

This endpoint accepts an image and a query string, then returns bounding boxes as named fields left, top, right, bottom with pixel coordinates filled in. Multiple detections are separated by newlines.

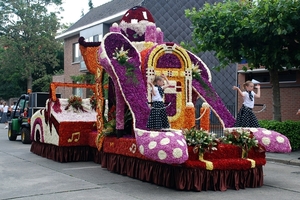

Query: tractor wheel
left=8, top=126, right=17, bottom=141
left=21, top=128, right=31, bottom=144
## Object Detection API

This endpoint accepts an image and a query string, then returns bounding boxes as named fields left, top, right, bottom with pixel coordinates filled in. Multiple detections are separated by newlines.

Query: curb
left=266, top=157, right=300, bottom=167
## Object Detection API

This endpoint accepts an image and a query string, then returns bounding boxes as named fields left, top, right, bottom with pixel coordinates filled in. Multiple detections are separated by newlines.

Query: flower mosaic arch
left=145, top=43, right=194, bottom=129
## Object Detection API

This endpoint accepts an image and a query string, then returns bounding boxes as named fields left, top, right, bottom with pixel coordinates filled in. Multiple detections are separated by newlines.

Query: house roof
left=56, top=0, right=144, bottom=40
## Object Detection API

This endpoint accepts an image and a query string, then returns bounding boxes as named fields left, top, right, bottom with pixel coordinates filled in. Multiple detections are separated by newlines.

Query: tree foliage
left=0, top=0, right=64, bottom=100
left=184, top=0, right=300, bottom=121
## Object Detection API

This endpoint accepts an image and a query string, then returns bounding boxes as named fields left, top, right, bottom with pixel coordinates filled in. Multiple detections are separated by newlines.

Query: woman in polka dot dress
left=147, top=74, right=170, bottom=130
left=232, top=81, right=261, bottom=127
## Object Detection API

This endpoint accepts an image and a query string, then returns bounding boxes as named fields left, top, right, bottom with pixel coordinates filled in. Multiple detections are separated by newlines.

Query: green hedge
left=259, top=120, right=300, bottom=151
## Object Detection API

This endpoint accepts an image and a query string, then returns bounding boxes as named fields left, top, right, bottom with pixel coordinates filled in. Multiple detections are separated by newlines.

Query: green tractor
left=7, top=92, right=58, bottom=144
left=8, top=94, right=31, bottom=143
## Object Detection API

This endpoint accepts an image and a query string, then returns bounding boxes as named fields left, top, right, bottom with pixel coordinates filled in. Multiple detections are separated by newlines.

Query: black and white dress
left=234, top=91, right=260, bottom=127
left=146, top=85, right=170, bottom=130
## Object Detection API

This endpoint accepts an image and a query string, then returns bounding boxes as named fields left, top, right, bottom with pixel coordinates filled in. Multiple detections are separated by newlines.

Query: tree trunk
left=269, top=69, right=281, bottom=121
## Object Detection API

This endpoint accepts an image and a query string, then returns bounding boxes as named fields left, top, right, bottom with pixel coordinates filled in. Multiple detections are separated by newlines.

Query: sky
left=59, top=0, right=112, bottom=24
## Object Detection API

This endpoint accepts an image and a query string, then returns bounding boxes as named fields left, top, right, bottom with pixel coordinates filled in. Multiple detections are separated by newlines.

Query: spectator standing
left=11, top=102, right=17, bottom=110
left=1, top=102, right=9, bottom=128
left=0, top=101, right=3, bottom=120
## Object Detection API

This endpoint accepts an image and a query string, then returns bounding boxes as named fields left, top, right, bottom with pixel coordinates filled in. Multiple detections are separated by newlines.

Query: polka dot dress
left=147, top=86, right=170, bottom=130
left=147, top=101, right=170, bottom=129
left=234, top=105, right=259, bottom=127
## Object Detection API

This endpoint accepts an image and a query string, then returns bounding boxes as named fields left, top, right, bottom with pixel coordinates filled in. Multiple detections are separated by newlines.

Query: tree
left=0, top=0, right=64, bottom=99
left=32, top=45, right=64, bottom=92
left=184, top=0, right=300, bottom=121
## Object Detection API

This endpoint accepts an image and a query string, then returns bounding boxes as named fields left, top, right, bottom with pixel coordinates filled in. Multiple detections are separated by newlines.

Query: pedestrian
left=232, top=81, right=261, bottom=127
left=11, top=102, right=17, bottom=110
left=146, top=74, right=171, bottom=130
left=297, top=109, right=300, bottom=115
left=1, top=102, right=9, bottom=129
left=0, top=101, right=3, bottom=120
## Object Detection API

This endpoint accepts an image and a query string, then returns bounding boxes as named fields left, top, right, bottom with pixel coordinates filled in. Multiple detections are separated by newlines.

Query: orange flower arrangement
left=200, top=102, right=210, bottom=131
left=183, top=104, right=195, bottom=129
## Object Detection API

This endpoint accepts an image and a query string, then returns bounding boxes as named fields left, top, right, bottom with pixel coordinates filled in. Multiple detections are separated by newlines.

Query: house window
left=246, top=71, right=296, bottom=83
left=93, top=35, right=99, bottom=42
left=246, top=72, right=270, bottom=83
left=72, top=43, right=81, bottom=63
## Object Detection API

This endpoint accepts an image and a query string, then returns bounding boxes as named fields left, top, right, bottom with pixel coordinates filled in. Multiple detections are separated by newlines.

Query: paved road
left=0, top=123, right=300, bottom=200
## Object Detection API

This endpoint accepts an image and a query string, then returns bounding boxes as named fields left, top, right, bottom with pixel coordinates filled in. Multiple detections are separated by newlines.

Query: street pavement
left=1, top=122, right=300, bottom=200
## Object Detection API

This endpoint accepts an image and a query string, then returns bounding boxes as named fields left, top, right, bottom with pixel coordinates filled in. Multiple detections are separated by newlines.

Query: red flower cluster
left=65, top=95, right=86, bottom=112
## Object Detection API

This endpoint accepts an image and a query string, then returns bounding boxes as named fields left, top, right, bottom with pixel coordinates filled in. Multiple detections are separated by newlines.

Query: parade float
left=30, top=6, right=291, bottom=191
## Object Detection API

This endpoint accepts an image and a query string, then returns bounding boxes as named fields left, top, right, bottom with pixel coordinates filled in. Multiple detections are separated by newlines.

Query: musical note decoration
left=68, top=132, right=80, bottom=143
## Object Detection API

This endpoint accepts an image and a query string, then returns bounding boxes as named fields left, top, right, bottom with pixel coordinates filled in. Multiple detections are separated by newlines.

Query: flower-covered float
left=30, top=82, right=98, bottom=151
left=30, top=6, right=290, bottom=191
